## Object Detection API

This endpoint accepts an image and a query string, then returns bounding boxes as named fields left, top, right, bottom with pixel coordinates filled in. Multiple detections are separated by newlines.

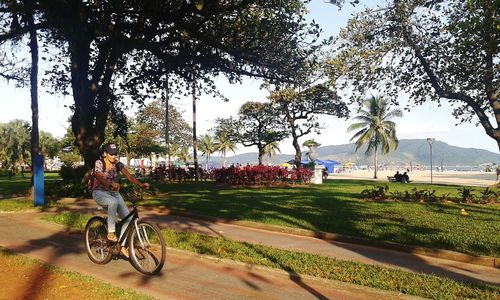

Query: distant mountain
left=204, top=139, right=500, bottom=167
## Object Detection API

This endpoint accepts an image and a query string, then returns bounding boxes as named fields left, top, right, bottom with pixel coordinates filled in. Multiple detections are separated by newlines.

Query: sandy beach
left=329, top=169, right=499, bottom=187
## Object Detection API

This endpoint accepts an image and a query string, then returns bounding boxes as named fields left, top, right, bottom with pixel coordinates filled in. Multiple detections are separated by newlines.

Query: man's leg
left=113, top=192, right=131, bottom=238
left=92, top=190, right=118, bottom=234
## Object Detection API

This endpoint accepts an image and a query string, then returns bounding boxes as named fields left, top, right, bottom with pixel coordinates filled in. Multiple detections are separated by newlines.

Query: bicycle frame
left=115, top=204, right=139, bottom=247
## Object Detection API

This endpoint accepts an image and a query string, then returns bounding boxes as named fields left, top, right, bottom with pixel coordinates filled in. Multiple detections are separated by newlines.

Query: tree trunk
left=292, top=136, right=301, bottom=168
left=192, top=68, right=199, bottom=181
left=69, top=40, right=119, bottom=169
left=164, top=76, right=171, bottom=167
left=285, top=108, right=301, bottom=168
left=126, top=152, right=131, bottom=168
left=28, top=13, right=39, bottom=198
left=69, top=42, right=101, bottom=169
left=373, top=146, right=378, bottom=179
left=258, top=147, right=265, bottom=165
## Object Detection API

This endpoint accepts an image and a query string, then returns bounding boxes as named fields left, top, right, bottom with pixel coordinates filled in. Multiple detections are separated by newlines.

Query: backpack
left=84, top=159, right=120, bottom=193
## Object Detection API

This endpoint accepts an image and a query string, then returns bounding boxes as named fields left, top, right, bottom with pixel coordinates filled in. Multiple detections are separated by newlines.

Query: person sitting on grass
left=92, top=143, right=149, bottom=255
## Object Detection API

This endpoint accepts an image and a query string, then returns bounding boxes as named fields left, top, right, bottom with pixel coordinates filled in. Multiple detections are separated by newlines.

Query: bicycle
left=84, top=191, right=166, bottom=275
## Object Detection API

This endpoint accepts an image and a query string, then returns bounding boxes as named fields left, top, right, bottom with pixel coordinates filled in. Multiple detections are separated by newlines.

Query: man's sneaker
left=107, top=232, right=118, bottom=242
left=120, top=247, right=129, bottom=259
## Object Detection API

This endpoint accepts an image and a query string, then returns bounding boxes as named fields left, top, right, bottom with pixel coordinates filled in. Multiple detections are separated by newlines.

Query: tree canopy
left=330, top=0, right=499, bottom=150
left=269, top=83, right=349, bottom=167
left=135, top=100, right=192, bottom=153
left=216, top=101, right=288, bottom=165
left=0, top=0, right=323, bottom=167
left=0, top=119, right=31, bottom=168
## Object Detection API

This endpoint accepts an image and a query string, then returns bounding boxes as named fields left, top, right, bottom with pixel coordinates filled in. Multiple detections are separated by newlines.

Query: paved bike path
left=55, top=199, right=500, bottom=287
left=0, top=212, right=421, bottom=300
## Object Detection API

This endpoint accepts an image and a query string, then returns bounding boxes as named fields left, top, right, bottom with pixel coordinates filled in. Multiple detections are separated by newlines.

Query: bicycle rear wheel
left=128, top=220, right=166, bottom=275
left=85, top=216, right=113, bottom=264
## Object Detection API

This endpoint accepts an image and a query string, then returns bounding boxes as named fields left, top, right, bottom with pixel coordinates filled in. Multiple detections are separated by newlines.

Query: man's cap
left=103, top=143, right=119, bottom=155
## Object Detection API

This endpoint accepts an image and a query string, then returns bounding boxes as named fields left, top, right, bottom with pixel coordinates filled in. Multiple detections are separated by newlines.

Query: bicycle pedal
left=109, top=244, right=121, bottom=256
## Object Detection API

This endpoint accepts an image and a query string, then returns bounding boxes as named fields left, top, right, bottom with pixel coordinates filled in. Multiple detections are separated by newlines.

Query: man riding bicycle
left=92, top=143, right=149, bottom=246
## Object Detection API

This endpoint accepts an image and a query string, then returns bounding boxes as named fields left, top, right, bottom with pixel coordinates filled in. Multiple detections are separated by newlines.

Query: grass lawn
left=0, top=247, right=153, bottom=300
left=0, top=198, right=41, bottom=211
left=147, top=180, right=500, bottom=257
left=43, top=212, right=499, bottom=300
left=0, top=173, right=60, bottom=196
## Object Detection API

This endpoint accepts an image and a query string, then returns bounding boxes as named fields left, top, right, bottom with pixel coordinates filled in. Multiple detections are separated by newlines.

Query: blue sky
left=0, top=0, right=498, bottom=155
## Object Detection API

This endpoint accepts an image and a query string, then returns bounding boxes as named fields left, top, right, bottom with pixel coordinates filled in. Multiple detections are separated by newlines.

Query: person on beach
left=394, top=171, right=402, bottom=182
left=402, top=172, right=410, bottom=183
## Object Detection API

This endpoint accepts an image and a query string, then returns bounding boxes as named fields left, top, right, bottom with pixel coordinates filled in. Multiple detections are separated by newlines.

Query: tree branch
left=400, top=21, right=499, bottom=141
left=0, top=22, right=47, bottom=43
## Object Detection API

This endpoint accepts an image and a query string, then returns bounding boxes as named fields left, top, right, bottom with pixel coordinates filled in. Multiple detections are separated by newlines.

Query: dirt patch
left=0, top=249, right=152, bottom=300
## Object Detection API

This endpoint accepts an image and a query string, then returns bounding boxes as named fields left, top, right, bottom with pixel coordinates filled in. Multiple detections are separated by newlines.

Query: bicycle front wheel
left=128, top=220, right=166, bottom=275
left=85, top=216, right=113, bottom=264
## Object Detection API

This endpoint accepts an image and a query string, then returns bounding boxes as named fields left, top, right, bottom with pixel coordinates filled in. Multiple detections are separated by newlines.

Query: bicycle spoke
left=85, top=217, right=113, bottom=264
left=129, top=221, right=165, bottom=275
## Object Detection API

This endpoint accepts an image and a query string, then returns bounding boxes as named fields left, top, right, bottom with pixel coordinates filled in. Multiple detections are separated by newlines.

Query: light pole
left=427, top=138, right=435, bottom=184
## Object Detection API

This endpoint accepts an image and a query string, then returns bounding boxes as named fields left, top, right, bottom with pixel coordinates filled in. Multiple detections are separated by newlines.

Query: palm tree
left=263, top=141, right=281, bottom=165
left=215, top=134, right=237, bottom=167
left=177, top=146, right=191, bottom=164
left=198, top=134, right=216, bottom=170
left=347, top=96, right=402, bottom=179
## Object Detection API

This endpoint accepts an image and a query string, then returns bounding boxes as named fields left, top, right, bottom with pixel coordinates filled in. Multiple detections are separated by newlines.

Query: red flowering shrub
left=213, top=165, right=312, bottom=186
left=151, top=166, right=213, bottom=182
left=289, top=167, right=313, bottom=184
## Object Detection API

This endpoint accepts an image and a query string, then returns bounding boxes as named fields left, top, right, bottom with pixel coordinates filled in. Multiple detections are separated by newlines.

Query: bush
left=212, top=165, right=311, bottom=186
left=0, top=168, right=14, bottom=177
left=59, top=165, right=86, bottom=184
left=458, top=187, right=475, bottom=203
left=45, top=181, right=87, bottom=198
left=365, top=185, right=495, bottom=204
left=403, top=188, right=446, bottom=203
left=361, top=185, right=388, bottom=201
left=478, top=188, right=498, bottom=204
left=289, top=167, right=313, bottom=184
left=150, top=166, right=212, bottom=182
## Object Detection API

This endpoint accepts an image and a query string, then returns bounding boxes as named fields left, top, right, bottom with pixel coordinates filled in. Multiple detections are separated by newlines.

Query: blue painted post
left=33, top=154, right=44, bottom=206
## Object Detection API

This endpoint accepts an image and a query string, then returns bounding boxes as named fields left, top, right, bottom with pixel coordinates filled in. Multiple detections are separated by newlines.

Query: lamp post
left=426, top=138, right=435, bottom=184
